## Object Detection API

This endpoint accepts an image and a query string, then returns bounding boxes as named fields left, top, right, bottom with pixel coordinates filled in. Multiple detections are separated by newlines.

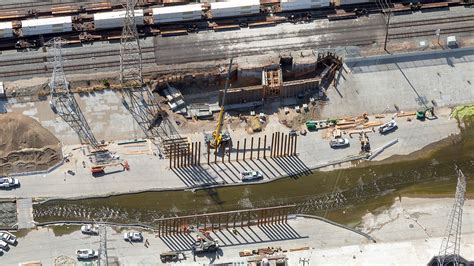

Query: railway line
left=0, top=0, right=80, bottom=12
left=2, top=9, right=474, bottom=81
left=389, top=25, right=474, bottom=40
left=388, top=14, right=474, bottom=29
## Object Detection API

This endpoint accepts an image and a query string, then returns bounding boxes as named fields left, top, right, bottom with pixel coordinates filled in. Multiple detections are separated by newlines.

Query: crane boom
left=210, top=58, right=233, bottom=148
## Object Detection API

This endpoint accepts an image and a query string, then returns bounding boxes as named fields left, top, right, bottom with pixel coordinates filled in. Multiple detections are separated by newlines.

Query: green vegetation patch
left=452, top=105, right=474, bottom=121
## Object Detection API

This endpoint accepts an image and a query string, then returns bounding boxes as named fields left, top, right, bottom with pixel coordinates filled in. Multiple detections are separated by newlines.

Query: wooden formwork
left=262, top=68, right=283, bottom=97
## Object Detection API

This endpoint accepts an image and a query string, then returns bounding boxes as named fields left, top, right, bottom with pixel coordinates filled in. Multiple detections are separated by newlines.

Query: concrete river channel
left=34, top=118, right=474, bottom=227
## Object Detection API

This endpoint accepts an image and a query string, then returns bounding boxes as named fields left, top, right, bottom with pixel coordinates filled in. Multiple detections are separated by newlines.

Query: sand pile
left=0, top=113, right=62, bottom=175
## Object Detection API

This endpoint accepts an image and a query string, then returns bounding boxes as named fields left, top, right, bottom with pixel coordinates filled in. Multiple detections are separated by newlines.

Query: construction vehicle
left=160, top=251, right=185, bottom=263
left=191, top=228, right=219, bottom=254
left=305, top=121, right=317, bottom=131
left=416, top=106, right=435, bottom=121
left=91, top=160, right=129, bottom=176
left=305, top=119, right=336, bottom=131
left=205, top=58, right=233, bottom=149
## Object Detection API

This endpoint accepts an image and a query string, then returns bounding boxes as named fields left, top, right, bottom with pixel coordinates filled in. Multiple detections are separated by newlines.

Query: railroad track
left=0, top=56, right=157, bottom=79
left=0, top=22, right=384, bottom=71
left=0, top=34, right=380, bottom=79
left=1, top=10, right=474, bottom=79
left=0, top=46, right=156, bottom=68
left=0, top=0, right=84, bottom=12
left=389, top=24, right=474, bottom=40
left=389, top=14, right=474, bottom=29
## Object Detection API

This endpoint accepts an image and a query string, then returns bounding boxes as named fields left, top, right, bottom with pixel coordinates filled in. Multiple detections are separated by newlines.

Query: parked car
left=76, top=249, right=98, bottom=260
left=123, top=232, right=143, bottom=242
left=160, top=251, right=185, bottom=263
left=81, top=224, right=99, bottom=235
left=0, top=232, right=16, bottom=245
left=241, top=170, right=263, bottom=182
left=0, top=177, right=19, bottom=189
left=378, top=120, right=398, bottom=134
left=67, top=170, right=75, bottom=175
left=289, top=129, right=298, bottom=136
left=0, top=240, right=9, bottom=250
left=329, top=138, right=350, bottom=148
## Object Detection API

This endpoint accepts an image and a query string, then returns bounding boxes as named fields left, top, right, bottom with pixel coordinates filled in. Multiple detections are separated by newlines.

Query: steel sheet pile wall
left=94, top=10, right=144, bottom=30
left=210, top=0, right=261, bottom=18
left=281, top=0, right=331, bottom=11
left=152, top=4, right=203, bottom=23
left=21, top=16, right=72, bottom=36
left=0, top=22, right=13, bottom=38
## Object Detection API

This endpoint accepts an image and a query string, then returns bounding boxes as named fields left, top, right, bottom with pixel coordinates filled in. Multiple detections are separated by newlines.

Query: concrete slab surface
left=0, top=108, right=460, bottom=199
left=324, top=47, right=474, bottom=118
left=2, top=216, right=370, bottom=265
left=16, top=198, right=34, bottom=229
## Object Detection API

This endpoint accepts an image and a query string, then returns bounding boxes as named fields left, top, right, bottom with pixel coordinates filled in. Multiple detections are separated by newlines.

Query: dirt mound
left=0, top=113, right=62, bottom=175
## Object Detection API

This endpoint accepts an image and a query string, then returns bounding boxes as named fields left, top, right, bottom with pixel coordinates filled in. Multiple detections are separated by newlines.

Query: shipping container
left=281, top=0, right=331, bottom=11
left=152, top=4, right=203, bottom=23
left=21, top=16, right=72, bottom=36
left=93, top=9, right=144, bottom=30
left=0, top=22, right=13, bottom=38
left=210, top=0, right=261, bottom=18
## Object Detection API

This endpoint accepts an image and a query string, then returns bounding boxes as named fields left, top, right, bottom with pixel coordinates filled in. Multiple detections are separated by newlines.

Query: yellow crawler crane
left=206, top=58, right=233, bottom=149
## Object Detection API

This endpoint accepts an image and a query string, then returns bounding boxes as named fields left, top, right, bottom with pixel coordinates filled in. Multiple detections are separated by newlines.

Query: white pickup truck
left=0, top=177, right=19, bottom=189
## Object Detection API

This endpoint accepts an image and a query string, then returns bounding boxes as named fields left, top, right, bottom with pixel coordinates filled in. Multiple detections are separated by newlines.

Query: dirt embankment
left=0, top=113, right=62, bottom=175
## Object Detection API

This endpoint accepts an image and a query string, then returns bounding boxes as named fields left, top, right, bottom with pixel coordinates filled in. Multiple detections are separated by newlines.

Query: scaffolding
left=48, top=37, right=100, bottom=149
left=262, top=68, right=283, bottom=97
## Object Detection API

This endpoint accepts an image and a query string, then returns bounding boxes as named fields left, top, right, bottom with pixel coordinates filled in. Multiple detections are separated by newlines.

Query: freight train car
left=152, top=4, right=203, bottom=24
left=21, top=16, right=72, bottom=36
left=209, top=0, right=261, bottom=18
left=93, top=9, right=144, bottom=30
left=0, top=0, right=466, bottom=44
left=0, top=22, right=13, bottom=38
left=333, top=0, right=374, bottom=6
left=281, top=0, right=331, bottom=11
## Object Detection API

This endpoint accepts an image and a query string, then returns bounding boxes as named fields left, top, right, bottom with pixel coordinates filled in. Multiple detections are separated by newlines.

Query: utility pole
left=376, top=0, right=392, bottom=54
left=119, top=0, right=178, bottom=149
left=98, top=223, right=108, bottom=266
left=48, top=37, right=100, bottom=149
left=437, top=167, right=467, bottom=266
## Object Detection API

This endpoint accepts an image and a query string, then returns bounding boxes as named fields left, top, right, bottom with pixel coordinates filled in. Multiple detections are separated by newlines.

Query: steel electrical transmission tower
left=119, top=0, right=178, bottom=146
left=49, top=37, right=100, bottom=149
left=437, top=167, right=467, bottom=266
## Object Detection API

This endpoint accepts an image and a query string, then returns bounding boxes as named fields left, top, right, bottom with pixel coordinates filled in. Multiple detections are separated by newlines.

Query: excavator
left=205, top=58, right=233, bottom=149
left=416, top=106, right=435, bottom=121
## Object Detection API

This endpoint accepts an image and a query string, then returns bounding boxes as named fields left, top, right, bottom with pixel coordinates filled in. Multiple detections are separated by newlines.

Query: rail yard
left=0, top=0, right=474, bottom=265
